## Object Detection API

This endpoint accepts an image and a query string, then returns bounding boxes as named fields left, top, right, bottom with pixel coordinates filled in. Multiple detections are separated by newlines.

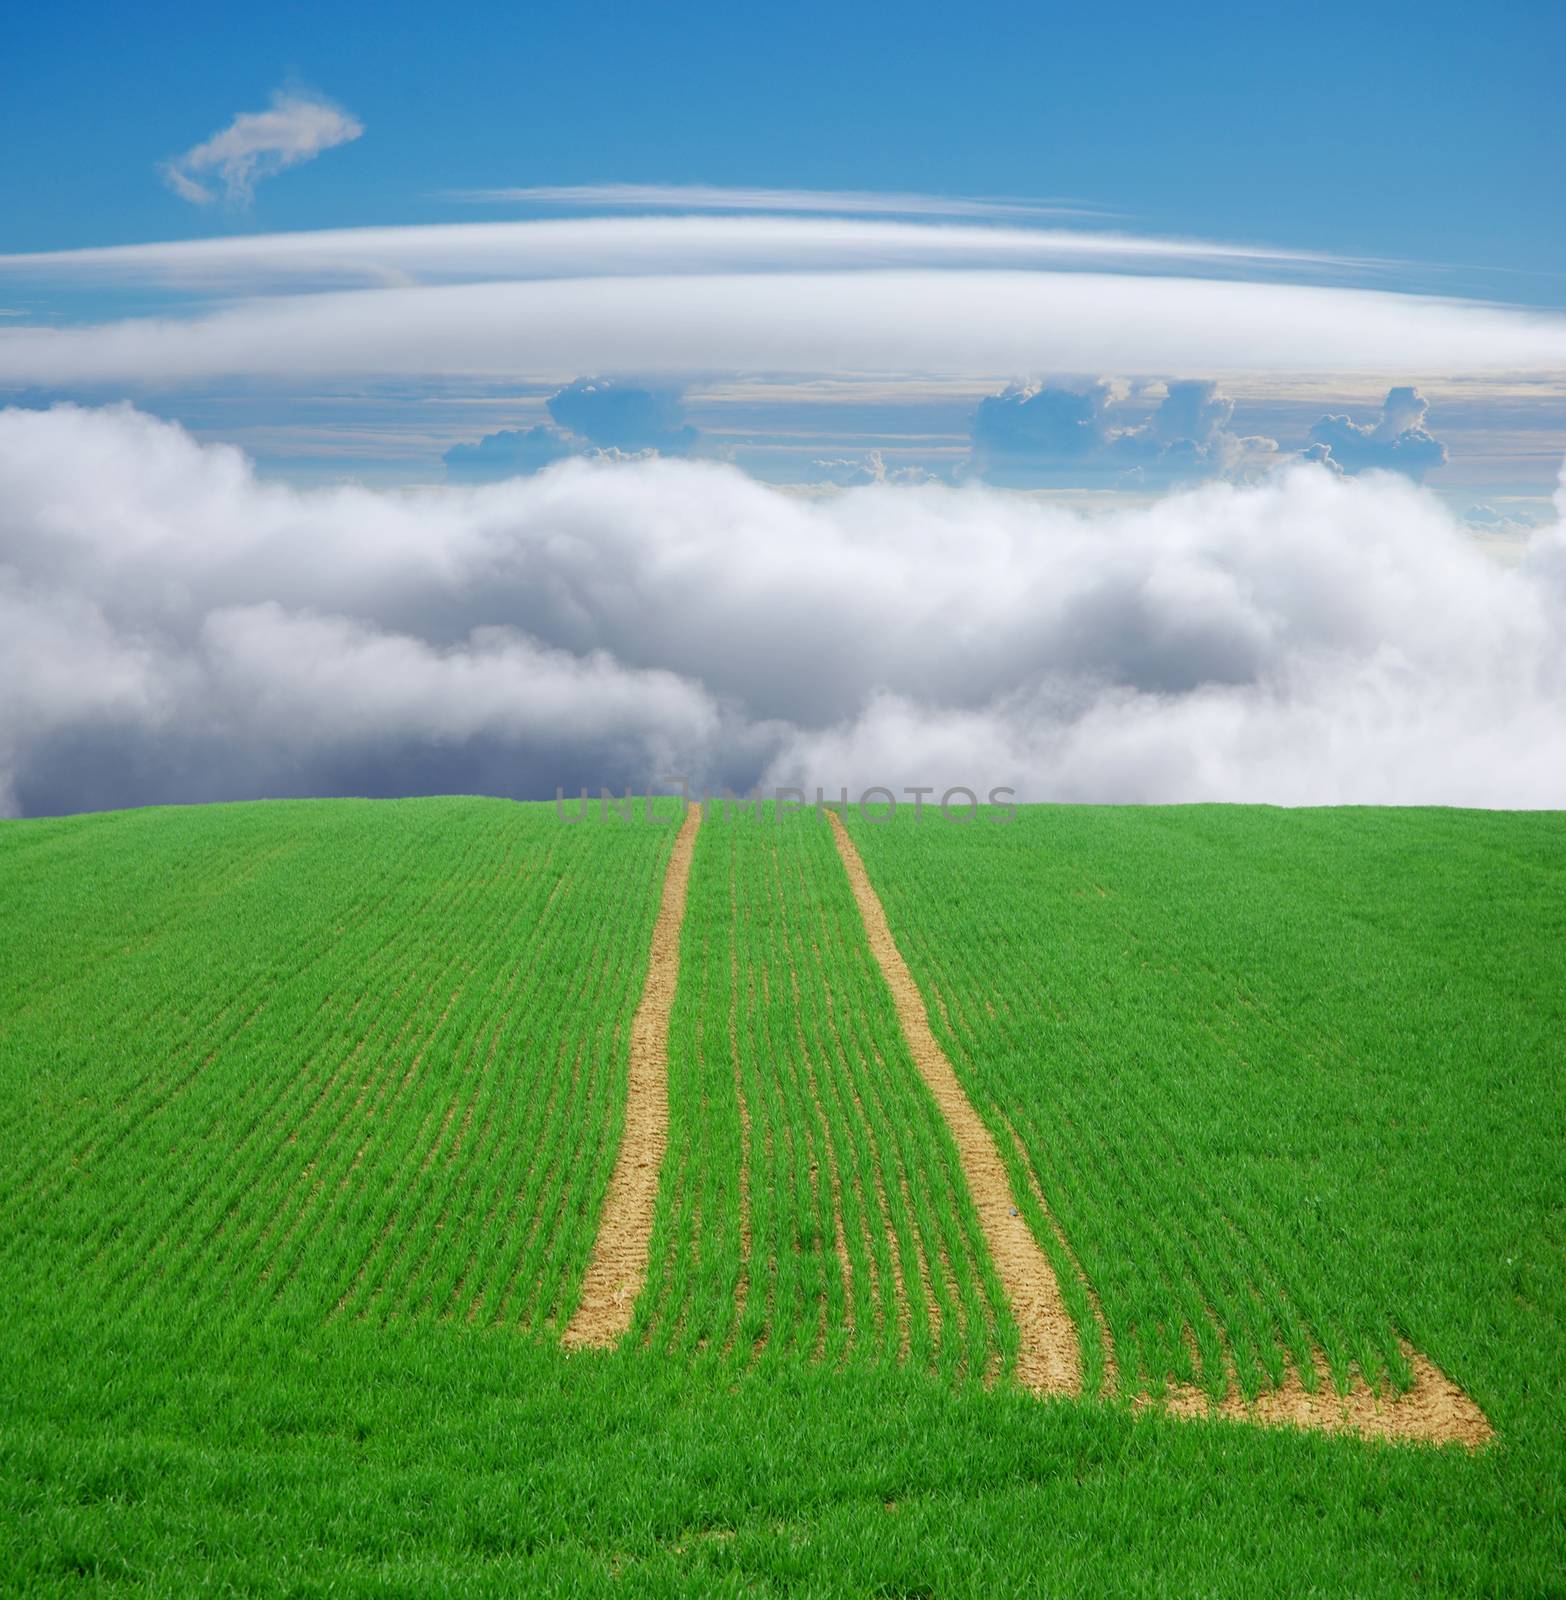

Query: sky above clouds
left=4, top=0, right=1562, bottom=292
left=2, top=0, right=1563, bottom=813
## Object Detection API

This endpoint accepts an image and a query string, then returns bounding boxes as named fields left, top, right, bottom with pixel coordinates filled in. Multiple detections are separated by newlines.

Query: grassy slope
left=2, top=799, right=1563, bottom=1596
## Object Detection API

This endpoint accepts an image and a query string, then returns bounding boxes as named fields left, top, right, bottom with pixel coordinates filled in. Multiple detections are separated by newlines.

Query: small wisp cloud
left=446, top=183, right=1105, bottom=221
left=162, top=90, right=363, bottom=207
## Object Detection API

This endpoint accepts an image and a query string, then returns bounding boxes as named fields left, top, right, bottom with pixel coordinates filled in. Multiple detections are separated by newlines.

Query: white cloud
left=3, top=403, right=1564, bottom=815
left=1465, top=503, right=1539, bottom=535
left=444, top=183, right=1105, bottom=221
left=161, top=90, right=362, bottom=207
left=201, top=604, right=715, bottom=750
left=0, top=215, right=1351, bottom=293
left=3, top=271, right=1566, bottom=389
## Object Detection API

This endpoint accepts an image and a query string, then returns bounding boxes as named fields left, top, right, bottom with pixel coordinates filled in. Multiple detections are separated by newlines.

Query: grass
left=2, top=1311, right=1550, bottom=1596
left=0, top=797, right=680, bottom=1338
left=3, top=797, right=1564, bottom=1595
left=637, top=805, right=1011, bottom=1376
left=842, top=804, right=1566, bottom=1416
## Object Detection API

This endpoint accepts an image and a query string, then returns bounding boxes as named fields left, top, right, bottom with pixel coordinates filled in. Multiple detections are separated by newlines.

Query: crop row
left=841, top=803, right=1565, bottom=1411
left=635, top=805, right=1015, bottom=1380
left=0, top=798, right=683, bottom=1339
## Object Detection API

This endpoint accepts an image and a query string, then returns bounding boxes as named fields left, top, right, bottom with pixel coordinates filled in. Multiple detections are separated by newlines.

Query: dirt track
left=568, top=800, right=1492, bottom=1446
left=827, top=810, right=1080, bottom=1397
left=563, top=803, right=701, bottom=1349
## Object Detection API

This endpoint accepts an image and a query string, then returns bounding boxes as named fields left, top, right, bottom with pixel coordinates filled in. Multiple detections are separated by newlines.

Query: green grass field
left=639, top=808, right=1012, bottom=1376
left=3, top=798, right=1563, bottom=1595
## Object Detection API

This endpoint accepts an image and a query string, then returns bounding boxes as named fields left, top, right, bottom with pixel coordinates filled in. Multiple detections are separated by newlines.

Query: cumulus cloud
left=1465, top=503, right=1539, bottom=534
left=444, top=425, right=579, bottom=483
left=4, top=273, right=1566, bottom=389
left=546, top=377, right=697, bottom=455
left=4, top=403, right=1565, bottom=816
left=162, top=91, right=363, bottom=207
left=808, top=451, right=935, bottom=488
left=1304, top=386, right=1447, bottom=478
left=971, top=381, right=1113, bottom=469
left=443, top=378, right=698, bottom=483
left=200, top=605, right=713, bottom=751
left=969, top=378, right=1276, bottom=486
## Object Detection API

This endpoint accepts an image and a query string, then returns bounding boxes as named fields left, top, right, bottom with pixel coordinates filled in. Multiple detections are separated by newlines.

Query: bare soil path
left=828, top=810, right=1080, bottom=1396
left=563, top=803, right=701, bottom=1349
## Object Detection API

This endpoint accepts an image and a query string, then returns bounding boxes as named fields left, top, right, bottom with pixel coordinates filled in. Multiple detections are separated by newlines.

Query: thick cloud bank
left=4, top=403, right=1564, bottom=816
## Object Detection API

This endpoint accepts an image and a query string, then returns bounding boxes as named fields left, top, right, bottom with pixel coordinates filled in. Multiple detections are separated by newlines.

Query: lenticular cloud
left=3, top=402, right=1563, bottom=817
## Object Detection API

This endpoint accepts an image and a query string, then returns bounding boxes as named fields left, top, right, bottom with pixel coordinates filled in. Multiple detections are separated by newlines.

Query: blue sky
left=6, top=0, right=1564, bottom=300
left=1, top=0, right=1563, bottom=508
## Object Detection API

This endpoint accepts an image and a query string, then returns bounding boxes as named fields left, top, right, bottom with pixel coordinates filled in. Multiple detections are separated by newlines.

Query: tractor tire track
left=828, top=810, right=1080, bottom=1396
left=563, top=802, right=701, bottom=1349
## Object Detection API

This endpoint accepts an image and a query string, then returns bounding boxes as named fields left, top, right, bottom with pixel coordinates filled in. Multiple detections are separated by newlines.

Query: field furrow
left=828, top=809, right=1081, bottom=1395
left=0, top=798, right=683, bottom=1339
left=4, top=796, right=1564, bottom=1596
left=564, top=802, right=702, bottom=1348
left=841, top=803, right=1516, bottom=1444
left=636, top=804, right=1013, bottom=1380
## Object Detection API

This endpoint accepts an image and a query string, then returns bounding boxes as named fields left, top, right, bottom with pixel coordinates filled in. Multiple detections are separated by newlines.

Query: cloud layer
left=161, top=91, right=363, bottom=207
left=5, top=403, right=1564, bottom=816
left=4, top=271, right=1566, bottom=390
left=0, top=215, right=1351, bottom=294
left=446, top=184, right=1102, bottom=221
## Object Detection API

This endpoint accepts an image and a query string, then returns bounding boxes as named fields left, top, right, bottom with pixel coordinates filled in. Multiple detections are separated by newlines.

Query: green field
left=638, top=808, right=1012, bottom=1376
left=843, top=805, right=1566, bottom=1411
left=3, top=798, right=1564, bottom=1595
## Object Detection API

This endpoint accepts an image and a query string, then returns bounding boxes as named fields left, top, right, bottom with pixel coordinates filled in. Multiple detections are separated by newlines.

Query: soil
left=563, top=804, right=701, bottom=1349
left=828, top=811, right=1080, bottom=1397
